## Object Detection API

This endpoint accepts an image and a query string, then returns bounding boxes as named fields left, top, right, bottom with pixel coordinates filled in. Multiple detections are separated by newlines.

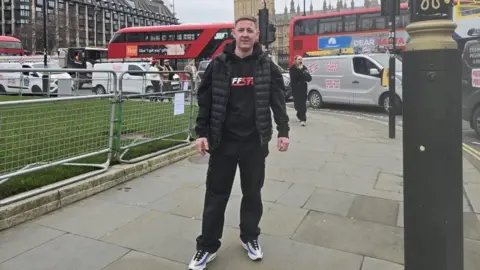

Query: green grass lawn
left=0, top=96, right=198, bottom=200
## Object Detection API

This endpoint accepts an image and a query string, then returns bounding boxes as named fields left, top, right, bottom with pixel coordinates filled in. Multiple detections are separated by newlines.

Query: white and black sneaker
left=188, top=250, right=216, bottom=270
left=241, top=239, right=263, bottom=261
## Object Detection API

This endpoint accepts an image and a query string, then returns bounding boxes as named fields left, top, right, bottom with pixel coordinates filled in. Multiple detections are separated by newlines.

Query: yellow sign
left=305, top=48, right=354, bottom=57
left=382, top=68, right=390, bottom=87
left=455, top=0, right=480, bottom=20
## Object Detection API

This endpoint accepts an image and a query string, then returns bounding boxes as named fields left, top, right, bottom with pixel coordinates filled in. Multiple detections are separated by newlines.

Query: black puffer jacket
left=195, top=41, right=290, bottom=151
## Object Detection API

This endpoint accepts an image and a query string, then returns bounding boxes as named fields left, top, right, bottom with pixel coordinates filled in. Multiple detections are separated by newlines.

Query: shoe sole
left=241, top=242, right=263, bottom=261
left=188, top=253, right=216, bottom=270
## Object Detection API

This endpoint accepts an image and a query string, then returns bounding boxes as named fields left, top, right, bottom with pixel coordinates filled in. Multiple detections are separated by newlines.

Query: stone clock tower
left=234, top=0, right=275, bottom=21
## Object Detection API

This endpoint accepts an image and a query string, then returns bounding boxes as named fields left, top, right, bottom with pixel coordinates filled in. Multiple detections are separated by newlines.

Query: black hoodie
left=221, top=41, right=262, bottom=142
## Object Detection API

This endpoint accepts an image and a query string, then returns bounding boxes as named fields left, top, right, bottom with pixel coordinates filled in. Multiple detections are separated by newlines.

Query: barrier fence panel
left=117, top=70, right=196, bottom=163
left=0, top=68, right=118, bottom=206
left=0, top=68, right=117, bottom=97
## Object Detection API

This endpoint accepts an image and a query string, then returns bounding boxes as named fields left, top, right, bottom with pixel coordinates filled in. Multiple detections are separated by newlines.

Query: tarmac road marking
left=463, top=143, right=480, bottom=160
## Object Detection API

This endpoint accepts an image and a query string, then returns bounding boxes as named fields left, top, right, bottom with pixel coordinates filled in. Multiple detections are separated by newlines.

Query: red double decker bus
left=108, top=23, right=234, bottom=69
left=0, top=36, right=24, bottom=56
left=289, top=3, right=410, bottom=65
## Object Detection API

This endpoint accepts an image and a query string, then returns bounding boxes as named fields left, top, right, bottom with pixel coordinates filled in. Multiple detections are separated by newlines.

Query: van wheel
left=472, top=106, right=480, bottom=138
left=31, top=85, right=42, bottom=93
left=0, top=84, right=6, bottom=93
left=380, top=93, right=402, bottom=115
left=308, top=90, right=323, bottom=109
left=94, top=85, right=106, bottom=95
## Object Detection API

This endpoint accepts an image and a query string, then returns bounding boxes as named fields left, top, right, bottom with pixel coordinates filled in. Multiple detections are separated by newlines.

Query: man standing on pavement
left=188, top=15, right=290, bottom=270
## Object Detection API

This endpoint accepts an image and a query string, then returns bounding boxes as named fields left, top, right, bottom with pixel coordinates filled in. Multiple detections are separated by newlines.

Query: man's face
left=164, top=60, right=170, bottom=66
left=232, top=20, right=258, bottom=51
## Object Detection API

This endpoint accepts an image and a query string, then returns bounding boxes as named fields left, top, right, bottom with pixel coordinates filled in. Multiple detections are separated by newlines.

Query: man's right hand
left=195, top=137, right=209, bottom=156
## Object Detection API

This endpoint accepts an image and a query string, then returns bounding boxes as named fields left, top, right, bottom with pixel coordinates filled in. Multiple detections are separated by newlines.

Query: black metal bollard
left=402, top=18, right=464, bottom=270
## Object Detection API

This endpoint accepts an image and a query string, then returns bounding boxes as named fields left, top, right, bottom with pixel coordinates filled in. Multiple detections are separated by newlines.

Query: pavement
left=287, top=102, right=480, bottom=170
left=1, top=107, right=480, bottom=270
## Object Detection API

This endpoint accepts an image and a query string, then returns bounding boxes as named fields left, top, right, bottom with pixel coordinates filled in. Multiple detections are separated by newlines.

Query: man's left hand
left=277, top=137, right=289, bottom=152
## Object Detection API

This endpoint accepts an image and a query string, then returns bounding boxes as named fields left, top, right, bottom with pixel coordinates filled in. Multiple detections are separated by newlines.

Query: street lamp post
left=402, top=1, right=463, bottom=270
left=303, top=0, right=306, bottom=16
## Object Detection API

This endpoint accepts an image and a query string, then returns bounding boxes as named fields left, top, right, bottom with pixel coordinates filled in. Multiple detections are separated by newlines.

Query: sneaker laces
left=193, top=250, right=207, bottom=261
left=251, top=239, right=259, bottom=250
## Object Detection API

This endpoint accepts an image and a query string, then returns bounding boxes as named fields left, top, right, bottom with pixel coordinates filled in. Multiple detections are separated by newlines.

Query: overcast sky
left=171, top=0, right=367, bottom=24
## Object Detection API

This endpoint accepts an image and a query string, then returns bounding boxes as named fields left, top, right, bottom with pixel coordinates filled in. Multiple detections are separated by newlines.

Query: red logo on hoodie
left=231, top=77, right=254, bottom=87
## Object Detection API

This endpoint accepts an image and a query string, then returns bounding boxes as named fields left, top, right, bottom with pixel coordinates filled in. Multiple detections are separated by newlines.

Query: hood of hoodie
left=223, top=40, right=264, bottom=60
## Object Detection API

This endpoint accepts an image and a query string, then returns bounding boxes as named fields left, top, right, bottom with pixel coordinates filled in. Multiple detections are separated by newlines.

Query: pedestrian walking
left=289, top=55, right=312, bottom=126
left=147, top=60, right=161, bottom=93
left=188, top=15, right=290, bottom=270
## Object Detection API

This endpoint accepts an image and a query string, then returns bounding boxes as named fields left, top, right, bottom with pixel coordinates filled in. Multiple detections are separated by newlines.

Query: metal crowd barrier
left=0, top=68, right=202, bottom=206
left=0, top=68, right=117, bottom=97
left=0, top=68, right=119, bottom=206
left=116, top=70, right=196, bottom=163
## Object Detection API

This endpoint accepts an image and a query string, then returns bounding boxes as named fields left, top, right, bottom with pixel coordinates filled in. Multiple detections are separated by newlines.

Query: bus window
left=319, top=17, right=342, bottom=34
left=358, top=13, right=376, bottom=31
left=343, top=15, right=357, bottom=32
left=293, top=20, right=305, bottom=36
left=126, top=32, right=144, bottom=42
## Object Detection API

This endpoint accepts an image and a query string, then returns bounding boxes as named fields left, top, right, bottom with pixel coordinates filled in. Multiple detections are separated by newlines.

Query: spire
left=290, top=0, right=295, bottom=13
left=310, top=0, right=313, bottom=13
left=297, top=1, right=300, bottom=14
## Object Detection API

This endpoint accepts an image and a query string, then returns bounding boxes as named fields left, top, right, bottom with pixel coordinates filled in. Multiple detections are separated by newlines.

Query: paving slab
left=303, top=188, right=356, bottom=216
left=375, top=172, right=403, bottom=194
left=275, top=183, right=315, bottom=207
left=146, top=186, right=205, bottom=219
left=0, top=233, right=129, bottom=270
left=93, top=174, right=179, bottom=206
left=207, top=234, right=363, bottom=270
left=35, top=197, right=149, bottom=239
left=465, top=239, right=480, bottom=270
left=361, top=257, right=404, bottom=270
left=147, top=164, right=207, bottom=188
left=464, top=212, right=480, bottom=241
left=465, top=183, right=480, bottom=214
left=348, top=195, right=399, bottom=226
left=258, top=202, right=309, bottom=238
left=102, top=251, right=185, bottom=270
left=224, top=197, right=308, bottom=238
left=292, top=211, right=405, bottom=264
left=100, top=210, right=238, bottom=265
left=0, top=223, right=64, bottom=263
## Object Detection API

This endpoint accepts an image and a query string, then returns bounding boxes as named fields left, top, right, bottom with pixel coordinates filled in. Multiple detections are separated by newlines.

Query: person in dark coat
left=289, top=55, right=312, bottom=126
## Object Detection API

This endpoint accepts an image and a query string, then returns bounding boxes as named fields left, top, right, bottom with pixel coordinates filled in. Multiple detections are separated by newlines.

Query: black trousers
left=196, top=140, right=268, bottom=253
left=292, top=89, right=307, bottom=122
left=151, top=80, right=161, bottom=92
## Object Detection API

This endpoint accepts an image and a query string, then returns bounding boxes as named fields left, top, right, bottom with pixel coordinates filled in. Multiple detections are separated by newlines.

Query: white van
left=303, top=53, right=403, bottom=113
left=92, top=62, right=181, bottom=95
left=0, top=62, right=73, bottom=94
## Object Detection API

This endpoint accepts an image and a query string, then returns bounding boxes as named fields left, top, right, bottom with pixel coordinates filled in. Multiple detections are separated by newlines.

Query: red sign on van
left=472, top=69, right=480, bottom=88
left=325, top=79, right=340, bottom=89
left=325, top=61, right=338, bottom=72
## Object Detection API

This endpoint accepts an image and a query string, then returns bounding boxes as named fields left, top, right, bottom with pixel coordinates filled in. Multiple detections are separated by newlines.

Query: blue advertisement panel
left=318, top=36, right=352, bottom=49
